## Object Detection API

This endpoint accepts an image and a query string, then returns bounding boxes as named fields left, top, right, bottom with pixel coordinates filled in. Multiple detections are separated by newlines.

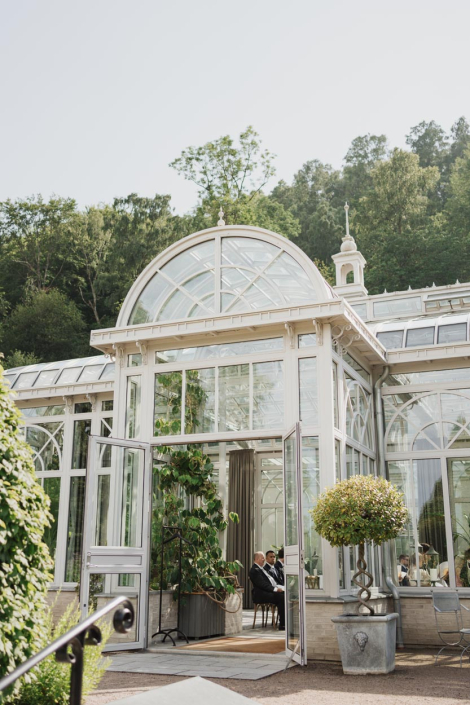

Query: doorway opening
left=149, top=437, right=285, bottom=653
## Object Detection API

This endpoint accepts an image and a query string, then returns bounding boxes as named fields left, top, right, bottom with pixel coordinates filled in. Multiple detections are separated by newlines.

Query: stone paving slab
left=106, top=676, right=256, bottom=704
left=106, top=651, right=293, bottom=679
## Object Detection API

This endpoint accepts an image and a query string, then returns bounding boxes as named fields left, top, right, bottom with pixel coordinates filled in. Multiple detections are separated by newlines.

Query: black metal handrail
left=0, top=595, right=134, bottom=705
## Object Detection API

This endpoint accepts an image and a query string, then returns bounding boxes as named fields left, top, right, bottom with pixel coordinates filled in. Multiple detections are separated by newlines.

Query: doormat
left=178, top=637, right=285, bottom=654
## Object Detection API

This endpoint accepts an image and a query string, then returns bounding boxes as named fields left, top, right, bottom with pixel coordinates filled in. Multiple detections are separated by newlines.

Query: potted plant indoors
left=312, top=474, right=407, bottom=674
left=151, top=441, right=242, bottom=640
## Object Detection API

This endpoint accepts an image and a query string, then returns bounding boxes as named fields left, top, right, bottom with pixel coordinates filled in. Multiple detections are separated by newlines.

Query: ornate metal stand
left=0, top=596, right=134, bottom=705
left=151, top=525, right=193, bottom=646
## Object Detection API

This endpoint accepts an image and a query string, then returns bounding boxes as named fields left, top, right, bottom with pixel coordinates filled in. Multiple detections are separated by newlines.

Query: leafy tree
left=271, top=160, right=343, bottom=261
left=0, top=366, right=53, bottom=687
left=351, top=149, right=442, bottom=293
left=0, top=196, right=78, bottom=307
left=406, top=120, right=448, bottom=169
left=343, top=134, right=388, bottom=203
left=100, top=194, right=184, bottom=319
left=2, top=290, right=88, bottom=363
left=171, top=126, right=298, bottom=237
left=3, top=350, right=41, bottom=370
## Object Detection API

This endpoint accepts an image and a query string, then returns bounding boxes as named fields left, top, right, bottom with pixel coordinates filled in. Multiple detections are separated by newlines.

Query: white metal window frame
left=19, top=396, right=114, bottom=588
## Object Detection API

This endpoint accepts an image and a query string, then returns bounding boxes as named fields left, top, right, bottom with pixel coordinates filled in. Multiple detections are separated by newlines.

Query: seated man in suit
left=274, top=548, right=285, bottom=586
left=249, top=551, right=285, bottom=630
left=263, top=549, right=283, bottom=585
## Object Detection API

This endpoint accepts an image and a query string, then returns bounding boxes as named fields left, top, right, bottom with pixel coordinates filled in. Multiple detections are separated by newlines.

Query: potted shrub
left=312, top=474, right=407, bottom=674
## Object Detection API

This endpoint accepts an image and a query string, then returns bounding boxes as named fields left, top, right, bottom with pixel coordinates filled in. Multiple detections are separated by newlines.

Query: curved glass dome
left=129, top=235, right=322, bottom=325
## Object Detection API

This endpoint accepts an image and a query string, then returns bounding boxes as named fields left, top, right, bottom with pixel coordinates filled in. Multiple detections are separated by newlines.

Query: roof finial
left=340, top=201, right=357, bottom=252
left=217, top=207, right=225, bottom=227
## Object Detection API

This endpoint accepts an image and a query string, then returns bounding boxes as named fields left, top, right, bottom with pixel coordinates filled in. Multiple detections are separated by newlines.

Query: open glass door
left=80, top=436, right=151, bottom=651
left=283, top=423, right=307, bottom=666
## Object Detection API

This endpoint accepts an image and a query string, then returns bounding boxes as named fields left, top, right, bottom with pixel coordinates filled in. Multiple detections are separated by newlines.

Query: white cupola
left=332, top=203, right=368, bottom=299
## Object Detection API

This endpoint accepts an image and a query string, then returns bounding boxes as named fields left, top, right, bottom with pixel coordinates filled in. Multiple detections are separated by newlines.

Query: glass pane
left=87, top=573, right=140, bottom=644
left=302, top=438, right=322, bottom=589
left=56, top=367, right=81, bottom=385
left=406, top=327, right=434, bottom=347
left=128, top=354, right=142, bottom=367
left=253, top=361, right=284, bottom=430
left=154, top=371, right=182, bottom=435
left=74, top=402, right=92, bottom=414
left=95, top=475, right=110, bottom=545
left=383, top=367, right=470, bottom=386
left=13, top=372, right=38, bottom=389
left=377, top=331, right=404, bottom=350
left=351, top=303, right=367, bottom=319
left=102, top=400, right=114, bottom=411
left=332, top=363, right=338, bottom=428
left=335, top=439, right=341, bottom=483
left=93, top=444, right=145, bottom=548
left=158, top=288, right=199, bottom=322
left=298, top=333, right=317, bottom=348
left=299, top=358, right=318, bottom=426
left=65, top=476, right=86, bottom=582
left=130, top=241, right=214, bottom=324
left=35, top=369, right=58, bottom=386
left=448, top=459, right=470, bottom=587
left=126, top=375, right=142, bottom=439
left=286, top=574, right=300, bottom=652
left=386, top=394, right=439, bottom=452
left=77, top=365, right=104, bottom=383
left=72, top=419, right=91, bottom=469
left=373, top=297, right=421, bottom=318
left=43, top=477, right=60, bottom=563
left=284, top=432, right=298, bottom=546
left=185, top=368, right=216, bottom=434
left=25, top=422, right=64, bottom=472
left=342, top=351, right=370, bottom=382
left=100, top=363, right=115, bottom=380
left=156, top=337, right=283, bottom=364
left=218, top=364, right=250, bottom=432
left=22, top=405, right=65, bottom=417
left=437, top=323, right=467, bottom=344
left=222, top=237, right=279, bottom=271
left=265, top=252, right=318, bottom=305
left=388, top=459, right=448, bottom=587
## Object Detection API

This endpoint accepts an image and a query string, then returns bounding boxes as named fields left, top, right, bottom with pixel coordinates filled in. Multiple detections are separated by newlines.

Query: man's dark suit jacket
left=249, top=563, right=277, bottom=601
left=274, top=560, right=285, bottom=585
left=264, top=562, right=283, bottom=585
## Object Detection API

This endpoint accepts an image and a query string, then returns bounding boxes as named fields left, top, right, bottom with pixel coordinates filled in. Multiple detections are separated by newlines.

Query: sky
left=1, top=0, right=470, bottom=215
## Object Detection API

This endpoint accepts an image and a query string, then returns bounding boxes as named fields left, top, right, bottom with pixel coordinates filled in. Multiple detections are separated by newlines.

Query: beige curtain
left=226, top=449, right=255, bottom=609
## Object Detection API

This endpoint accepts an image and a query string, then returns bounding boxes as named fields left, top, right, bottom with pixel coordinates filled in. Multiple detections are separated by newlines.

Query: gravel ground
left=86, top=651, right=470, bottom=705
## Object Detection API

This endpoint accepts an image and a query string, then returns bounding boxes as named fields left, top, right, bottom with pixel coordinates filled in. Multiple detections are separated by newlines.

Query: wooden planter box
left=180, top=593, right=225, bottom=639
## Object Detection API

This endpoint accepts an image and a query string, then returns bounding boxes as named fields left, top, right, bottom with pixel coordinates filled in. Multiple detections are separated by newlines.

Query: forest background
left=2, top=117, right=470, bottom=367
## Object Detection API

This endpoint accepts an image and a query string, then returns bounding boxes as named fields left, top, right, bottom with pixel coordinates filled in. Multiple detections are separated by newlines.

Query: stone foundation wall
left=47, top=589, right=79, bottom=622
left=400, top=596, right=470, bottom=647
left=306, top=597, right=391, bottom=661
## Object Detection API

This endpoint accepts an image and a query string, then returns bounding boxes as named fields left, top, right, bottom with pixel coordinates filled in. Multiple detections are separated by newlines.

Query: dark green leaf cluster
left=0, top=366, right=53, bottom=685
left=312, top=475, right=408, bottom=548
left=151, top=445, right=241, bottom=599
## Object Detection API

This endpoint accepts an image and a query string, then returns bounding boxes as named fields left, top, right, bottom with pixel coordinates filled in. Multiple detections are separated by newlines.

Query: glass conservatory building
left=6, top=220, right=470, bottom=662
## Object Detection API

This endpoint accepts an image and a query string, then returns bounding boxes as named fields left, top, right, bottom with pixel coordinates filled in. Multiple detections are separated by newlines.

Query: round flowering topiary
left=312, top=475, right=407, bottom=613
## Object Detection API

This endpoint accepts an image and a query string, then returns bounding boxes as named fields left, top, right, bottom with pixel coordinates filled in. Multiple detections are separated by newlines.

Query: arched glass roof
left=125, top=228, right=332, bottom=326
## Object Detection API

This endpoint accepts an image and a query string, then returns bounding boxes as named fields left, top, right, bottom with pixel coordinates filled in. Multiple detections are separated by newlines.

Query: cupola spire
left=331, top=202, right=368, bottom=299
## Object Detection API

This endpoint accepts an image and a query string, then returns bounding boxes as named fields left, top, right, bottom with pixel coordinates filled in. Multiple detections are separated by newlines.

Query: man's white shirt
left=257, top=564, right=282, bottom=591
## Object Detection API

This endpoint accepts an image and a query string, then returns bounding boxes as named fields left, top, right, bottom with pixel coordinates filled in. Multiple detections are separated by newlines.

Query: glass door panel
left=283, top=423, right=306, bottom=665
left=81, top=437, right=150, bottom=651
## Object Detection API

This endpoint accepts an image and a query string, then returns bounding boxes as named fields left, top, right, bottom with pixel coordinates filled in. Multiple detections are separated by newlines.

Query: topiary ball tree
left=0, top=365, right=53, bottom=685
left=312, top=475, right=407, bottom=615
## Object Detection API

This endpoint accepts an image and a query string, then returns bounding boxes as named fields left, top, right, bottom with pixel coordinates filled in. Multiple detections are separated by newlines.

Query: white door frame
left=80, top=435, right=151, bottom=651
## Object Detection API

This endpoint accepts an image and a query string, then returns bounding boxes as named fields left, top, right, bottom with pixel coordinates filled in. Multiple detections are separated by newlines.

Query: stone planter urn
left=331, top=613, right=398, bottom=675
